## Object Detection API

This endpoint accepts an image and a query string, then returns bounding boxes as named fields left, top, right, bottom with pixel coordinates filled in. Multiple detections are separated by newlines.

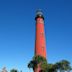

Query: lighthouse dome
left=36, top=9, right=43, bottom=16
left=35, top=9, right=44, bottom=20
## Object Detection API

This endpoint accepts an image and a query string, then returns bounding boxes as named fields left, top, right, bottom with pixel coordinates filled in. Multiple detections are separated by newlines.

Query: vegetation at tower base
left=28, top=55, right=47, bottom=71
left=28, top=55, right=72, bottom=72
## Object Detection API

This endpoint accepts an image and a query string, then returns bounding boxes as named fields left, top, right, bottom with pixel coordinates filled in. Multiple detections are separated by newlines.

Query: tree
left=10, top=69, right=18, bottom=72
left=55, top=60, right=72, bottom=72
left=28, top=55, right=47, bottom=71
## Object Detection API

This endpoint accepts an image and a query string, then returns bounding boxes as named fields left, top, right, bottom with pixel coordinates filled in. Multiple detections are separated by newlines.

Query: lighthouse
left=34, top=10, right=46, bottom=72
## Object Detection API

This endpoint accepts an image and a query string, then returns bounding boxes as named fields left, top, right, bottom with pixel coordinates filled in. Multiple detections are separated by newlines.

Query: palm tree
left=28, top=60, right=37, bottom=70
left=28, top=55, right=47, bottom=71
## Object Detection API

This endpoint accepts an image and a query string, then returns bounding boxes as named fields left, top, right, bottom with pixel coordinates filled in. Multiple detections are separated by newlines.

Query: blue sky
left=0, top=0, right=72, bottom=72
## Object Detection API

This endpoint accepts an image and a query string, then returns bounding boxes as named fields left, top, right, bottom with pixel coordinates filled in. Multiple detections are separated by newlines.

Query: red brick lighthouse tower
left=34, top=10, right=46, bottom=72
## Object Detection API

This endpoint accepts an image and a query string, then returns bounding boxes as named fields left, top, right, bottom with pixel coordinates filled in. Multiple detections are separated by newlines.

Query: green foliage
left=10, top=69, right=18, bottom=72
left=28, top=55, right=47, bottom=70
left=28, top=60, right=37, bottom=70
left=33, top=55, right=47, bottom=63
left=28, top=55, right=72, bottom=72
left=41, top=62, right=48, bottom=72
left=55, top=60, right=72, bottom=72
